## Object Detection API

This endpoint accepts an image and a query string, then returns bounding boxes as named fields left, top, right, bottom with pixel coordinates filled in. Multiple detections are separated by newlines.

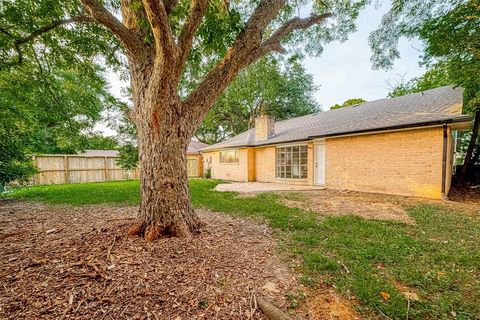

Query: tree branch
left=1, top=16, right=94, bottom=65
left=141, top=0, right=177, bottom=58
left=183, top=0, right=332, bottom=132
left=165, top=0, right=179, bottom=15
left=183, top=0, right=286, bottom=124
left=17, top=16, right=95, bottom=46
left=80, top=0, right=145, bottom=56
left=259, top=13, right=333, bottom=55
left=176, top=0, right=209, bottom=76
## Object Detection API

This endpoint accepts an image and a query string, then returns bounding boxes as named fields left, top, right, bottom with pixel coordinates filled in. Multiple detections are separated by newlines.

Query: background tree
left=0, top=44, right=123, bottom=189
left=83, top=133, right=120, bottom=150
left=329, top=97, right=366, bottom=110
left=370, top=0, right=480, bottom=184
left=1, top=0, right=368, bottom=239
left=0, top=56, right=123, bottom=154
left=387, top=65, right=451, bottom=98
left=196, top=55, right=319, bottom=144
left=0, top=104, right=37, bottom=192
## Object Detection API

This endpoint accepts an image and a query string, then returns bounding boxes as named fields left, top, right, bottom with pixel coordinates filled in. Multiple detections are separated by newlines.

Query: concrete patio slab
left=215, top=182, right=326, bottom=193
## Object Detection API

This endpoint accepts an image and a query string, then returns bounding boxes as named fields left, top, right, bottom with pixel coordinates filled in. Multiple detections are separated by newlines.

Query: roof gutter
left=441, top=122, right=448, bottom=198
left=307, top=117, right=472, bottom=140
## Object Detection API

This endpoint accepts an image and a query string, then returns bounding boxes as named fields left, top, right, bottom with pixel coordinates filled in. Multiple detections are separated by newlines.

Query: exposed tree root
left=127, top=210, right=203, bottom=241
left=257, top=296, right=291, bottom=320
left=144, top=224, right=161, bottom=242
left=127, top=220, right=145, bottom=236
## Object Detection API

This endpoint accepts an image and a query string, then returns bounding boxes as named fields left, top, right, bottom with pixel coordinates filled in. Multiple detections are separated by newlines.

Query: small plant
left=286, top=290, right=306, bottom=309
left=204, top=167, right=211, bottom=179
left=198, top=299, right=208, bottom=309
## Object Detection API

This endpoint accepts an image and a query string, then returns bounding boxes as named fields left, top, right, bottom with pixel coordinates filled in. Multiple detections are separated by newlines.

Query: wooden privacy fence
left=32, top=154, right=140, bottom=185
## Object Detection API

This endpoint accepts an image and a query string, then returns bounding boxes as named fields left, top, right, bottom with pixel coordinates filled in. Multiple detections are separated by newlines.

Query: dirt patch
left=280, top=190, right=415, bottom=224
left=391, top=280, right=420, bottom=302
left=0, top=200, right=304, bottom=319
left=216, top=182, right=325, bottom=193
left=304, top=285, right=362, bottom=320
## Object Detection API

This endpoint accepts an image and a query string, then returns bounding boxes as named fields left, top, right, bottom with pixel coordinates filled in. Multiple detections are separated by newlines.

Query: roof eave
left=307, top=116, right=473, bottom=140
left=199, top=116, right=473, bottom=152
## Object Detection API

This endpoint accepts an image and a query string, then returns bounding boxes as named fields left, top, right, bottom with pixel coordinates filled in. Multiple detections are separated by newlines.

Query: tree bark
left=128, top=93, right=201, bottom=240
left=457, top=108, right=479, bottom=183
left=76, top=0, right=332, bottom=240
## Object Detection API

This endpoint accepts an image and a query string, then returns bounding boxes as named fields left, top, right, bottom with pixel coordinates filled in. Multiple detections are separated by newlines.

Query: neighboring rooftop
left=79, top=140, right=208, bottom=157
left=187, top=139, right=209, bottom=154
left=81, top=149, right=120, bottom=157
left=202, top=85, right=471, bottom=151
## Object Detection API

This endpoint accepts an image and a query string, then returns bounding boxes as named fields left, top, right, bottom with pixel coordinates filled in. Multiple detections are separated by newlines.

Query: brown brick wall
left=325, top=127, right=445, bottom=198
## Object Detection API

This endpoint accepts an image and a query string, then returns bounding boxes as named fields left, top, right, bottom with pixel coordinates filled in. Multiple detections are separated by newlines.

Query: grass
left=5, top=179, right=480, bottom=319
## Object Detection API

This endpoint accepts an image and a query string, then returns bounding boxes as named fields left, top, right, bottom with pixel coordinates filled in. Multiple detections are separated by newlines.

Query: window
left=220, top=150, right=239, bottom=164
left=276, top=146, right=307, bottom=179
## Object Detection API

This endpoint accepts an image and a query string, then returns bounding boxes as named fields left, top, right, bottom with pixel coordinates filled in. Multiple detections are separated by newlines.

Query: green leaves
left=196, top=55, right=319, bottom=144
left=330, top=98, right=366, bottom=110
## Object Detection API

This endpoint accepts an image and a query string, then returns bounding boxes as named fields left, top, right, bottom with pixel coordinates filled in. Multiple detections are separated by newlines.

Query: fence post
left=32, top=155, right=37, bottom=185
left=63, top=155, right=69, bottom=184
left=104, top=156, right=109, bottom=181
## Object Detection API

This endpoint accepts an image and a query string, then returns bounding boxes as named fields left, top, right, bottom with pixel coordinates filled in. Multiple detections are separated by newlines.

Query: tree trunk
left=457, top=109, right=480, bottom=183
left=128, top=93, right=201, bottom=240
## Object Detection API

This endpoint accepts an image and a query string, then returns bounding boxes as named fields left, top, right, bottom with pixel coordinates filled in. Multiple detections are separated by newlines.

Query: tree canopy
left=196, top=55, right=319, bottom=144
left=0, top=12, right=124, bottom=185
left=329, top=97, right=366, bottom=110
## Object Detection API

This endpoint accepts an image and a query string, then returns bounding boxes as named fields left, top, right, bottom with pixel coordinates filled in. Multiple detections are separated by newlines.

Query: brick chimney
left=255, top=114, right=275, bottom=141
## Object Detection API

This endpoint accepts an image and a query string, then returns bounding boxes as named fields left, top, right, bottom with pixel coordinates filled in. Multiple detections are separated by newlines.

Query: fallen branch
left=248, top=291, right=258, bottom=319
left=256, top=296, right=290, bottom=320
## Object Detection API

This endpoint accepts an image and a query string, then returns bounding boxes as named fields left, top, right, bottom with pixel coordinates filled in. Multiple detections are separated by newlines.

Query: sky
left=304, top=0, right=425, bottom=109
left=97, top=0, right=426, bottom=135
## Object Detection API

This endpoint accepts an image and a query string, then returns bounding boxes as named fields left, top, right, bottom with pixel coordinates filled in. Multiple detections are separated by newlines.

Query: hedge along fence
left=31, top=154, right=140, bottom=185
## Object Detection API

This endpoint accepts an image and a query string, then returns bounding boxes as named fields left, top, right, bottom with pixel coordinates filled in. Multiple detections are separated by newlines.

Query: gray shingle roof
left=187, top=139, right=209, bottom=153
left=201, top=85, right=470, bottom=151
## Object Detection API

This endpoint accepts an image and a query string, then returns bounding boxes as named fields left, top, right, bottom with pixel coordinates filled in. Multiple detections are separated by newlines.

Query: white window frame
left=275, top=145, right=308, bottom=179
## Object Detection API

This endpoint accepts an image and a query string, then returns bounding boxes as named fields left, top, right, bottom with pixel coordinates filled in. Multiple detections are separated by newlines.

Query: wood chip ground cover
left=0, top=200, right=305, bottom=319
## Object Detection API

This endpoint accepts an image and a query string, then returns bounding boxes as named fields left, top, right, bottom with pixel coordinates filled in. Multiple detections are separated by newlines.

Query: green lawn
left=5, top=179, right=480, bottom=319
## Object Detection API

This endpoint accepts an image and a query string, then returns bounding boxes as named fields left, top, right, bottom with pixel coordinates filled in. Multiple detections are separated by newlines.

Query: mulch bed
left=449, top=185, right=480, bottom=204
left=0, top=200, right=303, bottom=319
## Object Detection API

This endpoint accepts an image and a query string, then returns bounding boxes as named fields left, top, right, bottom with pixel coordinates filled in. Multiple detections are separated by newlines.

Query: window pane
left=220, top=150, right=238, bottom=163
left=276, top=145, right=307, bottom=179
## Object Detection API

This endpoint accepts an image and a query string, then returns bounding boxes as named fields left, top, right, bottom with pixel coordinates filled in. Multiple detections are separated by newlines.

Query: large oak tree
left=1, top=0, right=367, bottom=239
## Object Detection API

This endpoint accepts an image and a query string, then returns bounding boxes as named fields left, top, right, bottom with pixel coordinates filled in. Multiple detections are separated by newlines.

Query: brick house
left=200, top=86, right=472, bottom=198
